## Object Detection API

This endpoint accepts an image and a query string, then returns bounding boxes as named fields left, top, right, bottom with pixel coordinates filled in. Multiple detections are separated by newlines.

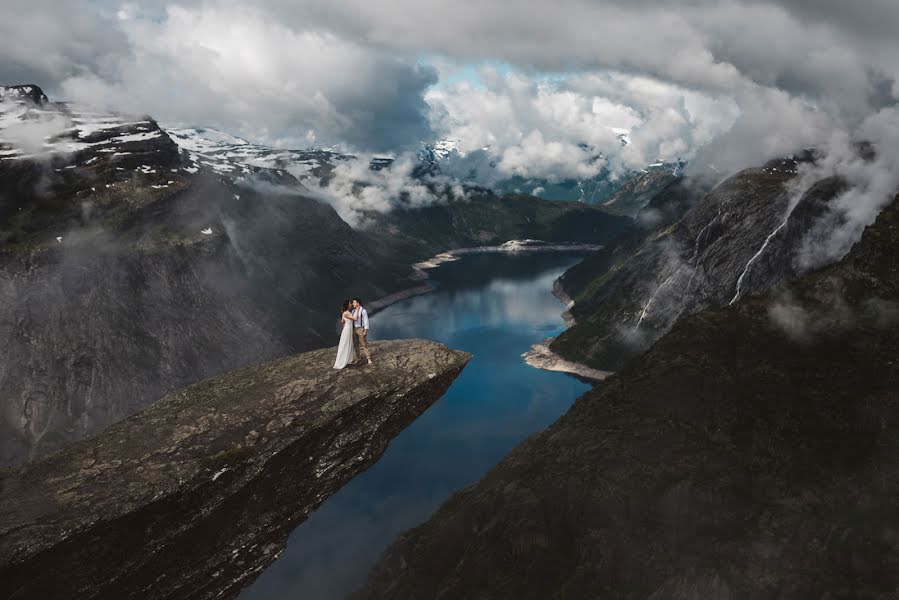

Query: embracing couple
left=333, top=298, right=372, bottom=369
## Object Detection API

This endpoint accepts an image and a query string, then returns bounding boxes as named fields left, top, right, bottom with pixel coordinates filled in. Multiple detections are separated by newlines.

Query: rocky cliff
left=0, top=339, right=470, bottom=600
left=357, top=199, right=899, bottom=598
left=550, top=155, right=846, bottom=371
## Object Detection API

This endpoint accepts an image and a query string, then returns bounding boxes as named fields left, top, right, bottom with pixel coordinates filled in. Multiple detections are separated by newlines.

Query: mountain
left=0, top=85, right=631, bottom=466
left=598, top=165, right=686, bottom=217
left=357, top=189, right=899, bottom=600
left=549, top=155, right=845, bottom=371
left=418, top=137, right=684, bottom=206
left=467, top=162, right=684, bottom=207
left=367, top=191, right=633, bottom=260
left=0, top=84, right=48, bottom=105
left=165, top=126, right=350, bottom=182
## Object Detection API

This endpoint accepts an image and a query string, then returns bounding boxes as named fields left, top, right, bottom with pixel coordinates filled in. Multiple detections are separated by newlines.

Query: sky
left=3, top=1, right=897, bottom=173
left=3, top=0, right=899, bottom=253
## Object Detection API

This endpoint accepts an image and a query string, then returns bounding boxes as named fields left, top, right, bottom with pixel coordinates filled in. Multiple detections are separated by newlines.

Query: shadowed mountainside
left=357, top=196, right=898, bottom=599
left=550, top=156, right=849, bottom=371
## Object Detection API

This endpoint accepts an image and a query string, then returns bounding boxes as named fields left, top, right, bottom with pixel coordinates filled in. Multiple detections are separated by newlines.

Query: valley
left=1, top=68, right=897, bottom=600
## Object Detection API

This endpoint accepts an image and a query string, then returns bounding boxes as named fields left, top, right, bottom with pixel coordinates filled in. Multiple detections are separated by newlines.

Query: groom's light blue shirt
left=353, top=307, right=369, bottom=330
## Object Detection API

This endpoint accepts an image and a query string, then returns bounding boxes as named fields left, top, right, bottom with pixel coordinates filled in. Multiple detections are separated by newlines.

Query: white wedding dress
left=333, top=314, right=355, bottom=369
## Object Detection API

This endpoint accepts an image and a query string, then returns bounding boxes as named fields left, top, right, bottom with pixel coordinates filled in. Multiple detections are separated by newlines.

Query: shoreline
left=522, top=272, right=614, bottom=383
left=522, top=342, right=612, bottom=382
left=368, top=239, right=613, bottom=384
left=368, top=240, right=604, bottom=316
left=551, top=279, right=577, bottom=328
left=411, top=240, right=604, bottom=280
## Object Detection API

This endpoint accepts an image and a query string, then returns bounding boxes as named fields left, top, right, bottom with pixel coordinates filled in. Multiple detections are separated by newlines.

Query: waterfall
left=692, top=210, right=720, bottom=256
left=680, top=209, right=721, bottom=305
left=635, top=274, right=675, bottom=329
left=637, top=209, right=722, bottom=331
left=729, top=218, right=788, bottom=305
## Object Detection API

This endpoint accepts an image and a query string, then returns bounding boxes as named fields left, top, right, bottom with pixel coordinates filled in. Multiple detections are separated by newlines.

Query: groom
left=351, top=298, right=372, bottom=365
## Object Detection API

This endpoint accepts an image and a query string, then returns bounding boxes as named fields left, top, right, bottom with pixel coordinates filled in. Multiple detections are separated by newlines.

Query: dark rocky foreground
left=357, top=200, right=899, bottom=598
left=0, top=339, right=470, bottom=600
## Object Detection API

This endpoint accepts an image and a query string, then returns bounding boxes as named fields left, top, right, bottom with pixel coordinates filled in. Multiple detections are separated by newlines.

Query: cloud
left=689, top=85, right=834, bottom=175
left=767, top=289, right=857, bottom=343
left=3, top=0, right=899, bottom=252
left=0, top=101, right=72, bottom=156
left=0, top=0, right=129, bottom=87
left=794, top=106, right=899, bottom=270
left=4, top=3, right=435, bottom=153
left=5, top=2, right=898, bottom=156
left=310, top=155, right=468, bottom=227
left=425, top=67, right=739, bottom=182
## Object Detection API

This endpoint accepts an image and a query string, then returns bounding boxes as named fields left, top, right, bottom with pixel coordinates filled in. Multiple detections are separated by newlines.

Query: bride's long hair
left=341, top=299, right=351, bottom=313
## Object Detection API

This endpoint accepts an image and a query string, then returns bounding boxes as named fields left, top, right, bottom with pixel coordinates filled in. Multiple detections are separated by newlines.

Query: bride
left=333, top=299, right=356, bottom=369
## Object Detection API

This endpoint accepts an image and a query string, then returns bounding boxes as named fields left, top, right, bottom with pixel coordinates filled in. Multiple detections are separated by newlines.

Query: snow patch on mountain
left=165, top=127, right=349, bottom=183
left=0, top=91, right=164, bottom=161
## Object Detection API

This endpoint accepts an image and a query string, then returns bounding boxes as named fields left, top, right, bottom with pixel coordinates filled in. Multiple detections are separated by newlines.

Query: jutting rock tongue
left=0, top=339, right=471, bottom=600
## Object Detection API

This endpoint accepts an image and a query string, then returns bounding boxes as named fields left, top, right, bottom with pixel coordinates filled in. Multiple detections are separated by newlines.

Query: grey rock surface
left=0, top=339, right=470, bottom=600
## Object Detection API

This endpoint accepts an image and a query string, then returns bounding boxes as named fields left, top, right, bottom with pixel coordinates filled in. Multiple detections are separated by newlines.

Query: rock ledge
left=0, top=339, right=470, bottom=600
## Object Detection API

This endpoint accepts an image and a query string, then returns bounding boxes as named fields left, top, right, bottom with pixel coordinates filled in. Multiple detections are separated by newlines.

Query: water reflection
left=241, top=252, right=590, bottom=600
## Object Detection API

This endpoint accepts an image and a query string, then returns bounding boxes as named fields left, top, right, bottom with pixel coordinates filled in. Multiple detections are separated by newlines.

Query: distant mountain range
left=417, top=136, right=685, bottom=209
left=162, top=125, right=684, bottom=213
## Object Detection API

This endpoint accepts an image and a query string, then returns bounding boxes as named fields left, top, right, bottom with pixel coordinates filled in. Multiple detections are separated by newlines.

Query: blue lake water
left=241, top=252, right=591, bottom=599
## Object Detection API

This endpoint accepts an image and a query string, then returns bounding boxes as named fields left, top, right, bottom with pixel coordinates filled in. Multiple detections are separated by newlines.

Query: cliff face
left=357, top=200, right=899, bottom=598
left=551, top=158, right=844, bottom=371
left=0, top=159, right=411, bottom=465
left=0, top=339, right=470, bottom=600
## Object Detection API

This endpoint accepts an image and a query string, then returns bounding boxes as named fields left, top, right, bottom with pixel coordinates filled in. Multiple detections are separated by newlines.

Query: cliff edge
left=0, top=339, right=470, bottom=600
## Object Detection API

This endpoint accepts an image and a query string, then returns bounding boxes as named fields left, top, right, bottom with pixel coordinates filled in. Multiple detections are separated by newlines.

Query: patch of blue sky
left=419, top=55, right=589, bottom=91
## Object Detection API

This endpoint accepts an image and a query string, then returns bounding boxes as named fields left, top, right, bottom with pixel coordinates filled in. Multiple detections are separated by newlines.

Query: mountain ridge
left=550, top=153, right=850, bottom=371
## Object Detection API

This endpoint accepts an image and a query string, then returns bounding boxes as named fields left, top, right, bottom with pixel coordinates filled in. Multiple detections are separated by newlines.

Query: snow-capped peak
left=165, top=127, right=250, bottom=153
left=164, top=126, right=350, bottom=180
left=610, top=127, right=631, bottom=147
left=0, top=93, right=165, bottom=161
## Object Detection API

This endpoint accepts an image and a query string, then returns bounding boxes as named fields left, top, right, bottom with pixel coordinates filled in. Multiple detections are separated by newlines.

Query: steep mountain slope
left=358, top=194, right=899, bottom=600
left=598, top=168, right=682, bottom=217
left=550, top=156, right=844, bottom=371
left=0, top=109, right=408, bottom=464
left=0, top=85, right=631, bottom=466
